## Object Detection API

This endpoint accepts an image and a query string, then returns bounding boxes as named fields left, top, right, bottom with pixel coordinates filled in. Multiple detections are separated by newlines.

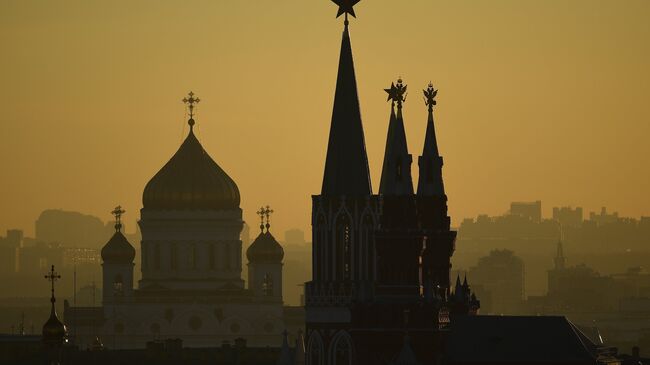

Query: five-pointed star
left=385, top=82, right=398, bottom=103
left=331, top=0, right=361, bottom=18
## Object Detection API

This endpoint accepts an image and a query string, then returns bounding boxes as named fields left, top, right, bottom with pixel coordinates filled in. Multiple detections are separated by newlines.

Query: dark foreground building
left=303, top=2, right=633, bottom=365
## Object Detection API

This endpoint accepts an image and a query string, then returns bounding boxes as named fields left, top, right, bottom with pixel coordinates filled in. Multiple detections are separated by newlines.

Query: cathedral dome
left=142, top=125, right=240, bottom=211
left=101, top=230, right=135, bottom=264
left=247, top=231, right=284, bottom=263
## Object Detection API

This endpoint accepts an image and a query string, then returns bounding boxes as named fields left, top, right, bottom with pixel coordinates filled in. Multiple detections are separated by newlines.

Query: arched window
left=307, top=332, right=324, bottom=365
left=335, top=214, right=352, bottom=280
left=332, top=334, right=353, bottom=365
left=113, top=274, right=123, bottom=296
left=359, top=212, right=374, bottom=280
left=262, top=273, right=274, bottom=296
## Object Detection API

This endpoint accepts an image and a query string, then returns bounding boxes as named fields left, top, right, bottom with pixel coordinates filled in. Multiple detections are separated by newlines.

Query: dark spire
left=321, top=4, right=372, bottom=196
left=379, top=78, right=414, bottom=195
left=454, top=274, right=462, bottom=297
left=462, top=274, right=469, bottom=289
left=417, top=82, right=445, bottom=196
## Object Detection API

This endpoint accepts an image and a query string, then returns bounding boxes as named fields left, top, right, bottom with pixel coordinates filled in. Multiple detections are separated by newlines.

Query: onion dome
left=246, top=231, right=284, bottom=263
left=142, top=92, right=240, bottom=211
left=42, top=309, right=67, bottom=346
left=247, top=205, right=284, bottom=263
left=101, top=206, right=136, bottom=264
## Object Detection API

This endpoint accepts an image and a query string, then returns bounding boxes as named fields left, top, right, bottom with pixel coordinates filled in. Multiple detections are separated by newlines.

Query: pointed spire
left=462, top=274, right=469, bottom=289
left=321, top=12, right=372, bottom=196
left=417, top=82, right=445, bottom=196
left=380, top=78, right=414, bottom=196
left=454, top=274, right=462, bottom=297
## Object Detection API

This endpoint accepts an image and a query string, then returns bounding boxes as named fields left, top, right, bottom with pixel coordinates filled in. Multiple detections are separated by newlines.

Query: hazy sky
left=1, top=0, right=649, bottom=238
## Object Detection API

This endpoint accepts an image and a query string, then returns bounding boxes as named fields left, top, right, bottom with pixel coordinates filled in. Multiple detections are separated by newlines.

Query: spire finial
left=111, top=205, right=125, bottom=232
left=424, top=82, right=438, bottom=113
left=256, top=206, right=266, bottom=233
left=331, top=0, right=360, bottom=26
left=263, top=205, right=274, bottom=232
left=385, top=78, right=407, bottom=109
left=182, top=91, right=201, bottom=129
left=44, top=265, right=61, bottom=304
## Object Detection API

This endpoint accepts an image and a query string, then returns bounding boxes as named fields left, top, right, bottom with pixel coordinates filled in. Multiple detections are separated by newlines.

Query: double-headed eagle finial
left=385, top=78, right=408, bottom=109
left=424, top=82, right=438, bottom=113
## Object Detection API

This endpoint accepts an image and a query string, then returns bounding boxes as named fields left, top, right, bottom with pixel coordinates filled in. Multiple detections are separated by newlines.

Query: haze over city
left=1, top=1, right=650, bottom=364
left=2, top=0, right=649, bottom=237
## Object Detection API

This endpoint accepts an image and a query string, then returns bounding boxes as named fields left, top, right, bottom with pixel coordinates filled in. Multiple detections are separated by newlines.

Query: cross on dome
left=44, top=265, right=61, bottom=303
left=111, top=205, right=125, bottom=232
left=256, top=205, right=275, bottom=232
left=182, top=91, right=201, bottom=128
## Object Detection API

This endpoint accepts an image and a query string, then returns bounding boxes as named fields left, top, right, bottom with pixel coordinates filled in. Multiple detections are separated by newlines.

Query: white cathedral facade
left=65, top=94, right=287, bottom=349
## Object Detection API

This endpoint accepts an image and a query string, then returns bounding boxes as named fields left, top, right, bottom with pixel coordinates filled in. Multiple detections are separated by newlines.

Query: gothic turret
left=417, top=83, right=444, bottom=196
left=379, top=78, right=414, bottom=196
left=321, top=14, right=372, bottom=196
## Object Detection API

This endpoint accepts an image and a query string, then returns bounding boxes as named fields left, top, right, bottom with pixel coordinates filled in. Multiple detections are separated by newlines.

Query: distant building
left=553, top=206, right=583, bottom=227
left=469, top=249, right=525, bottom=314
left=0, top=229, right=22, bottom=274
left=589, top=207, right=619, bottom=226
left=35, top=209, right=112, bottom=249
left=284, top=229, right=305, bottom=246
left=510, top=200, right=542, bottom=222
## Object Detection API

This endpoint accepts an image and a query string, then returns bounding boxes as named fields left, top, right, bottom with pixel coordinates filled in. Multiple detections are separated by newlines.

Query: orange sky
left=1, top=0, right=649, bottom=238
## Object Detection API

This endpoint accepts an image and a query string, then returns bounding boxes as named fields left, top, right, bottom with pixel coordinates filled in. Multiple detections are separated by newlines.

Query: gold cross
left=111, top=205, right=126, bottom=232
left=44, top=265, right=61, bottom=300
left=182, top=91, right=201, bottom=119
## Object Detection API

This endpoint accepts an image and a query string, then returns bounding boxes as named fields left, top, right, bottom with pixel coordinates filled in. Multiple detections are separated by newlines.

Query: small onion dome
left=246, top=231, right=284, bottom=263
left=101, top=231, right=136, bottom=264
left=142, top=128, right=240, bottom=211
left=42, top=307, right=67, bottom=346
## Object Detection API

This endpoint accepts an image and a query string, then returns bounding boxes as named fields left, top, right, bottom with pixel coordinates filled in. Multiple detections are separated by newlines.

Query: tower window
left=262, top=273, right=274, bottom=296
left=113, top=275, right=123, bottom=296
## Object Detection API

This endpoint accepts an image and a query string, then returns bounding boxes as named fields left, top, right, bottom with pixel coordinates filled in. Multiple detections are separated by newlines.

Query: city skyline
left=2, top=0, right=649, bottom=237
